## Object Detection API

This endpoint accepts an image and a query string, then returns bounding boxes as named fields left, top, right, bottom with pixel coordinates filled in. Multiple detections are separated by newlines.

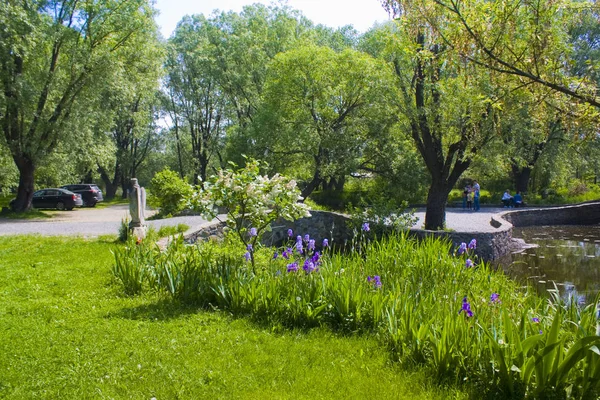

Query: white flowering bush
left=189, top=158, right=310, bottom=268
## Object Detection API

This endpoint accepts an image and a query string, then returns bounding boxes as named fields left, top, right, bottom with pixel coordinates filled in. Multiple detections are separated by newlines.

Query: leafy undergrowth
left=0, top=235, right=467, bottom=399
left=113, top=232, right=600, bottom=399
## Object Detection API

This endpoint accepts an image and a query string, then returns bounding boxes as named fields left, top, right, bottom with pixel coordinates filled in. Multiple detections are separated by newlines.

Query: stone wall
left=501, top=202, right=600, bottom=227
left=181, top=202, right=600, bottom=262
left=408, top=227, right=514, bottom=261
left=183, top=211, right=352, bottom=248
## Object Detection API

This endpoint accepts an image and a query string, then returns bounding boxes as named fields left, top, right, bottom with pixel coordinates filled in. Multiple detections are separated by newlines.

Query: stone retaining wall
left=181, top=202, right=600, bottom=262
left=183, top=211, right=353, bottom=248
left=500, top=202, right=600, bottom=227
left=408, top=228, right=514, bottom=261
left=410, top=201, right=600, bottom=261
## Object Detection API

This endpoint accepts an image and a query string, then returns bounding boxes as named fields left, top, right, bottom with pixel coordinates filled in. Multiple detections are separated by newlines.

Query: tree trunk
left=98, top=165, right=119, bottom=200
left=511, top=165, right=532, bottom=194
left=12, top=156, right=36, bottom=212
left=424, top=182, right=450, bottom=230
left=120, top=175, right=129, bottom=199
left=301, top=172, right=321, bottom=201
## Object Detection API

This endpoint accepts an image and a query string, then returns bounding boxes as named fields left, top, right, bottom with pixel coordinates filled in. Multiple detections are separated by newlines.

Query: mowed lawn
left=0, top=236, right=467, bottom=399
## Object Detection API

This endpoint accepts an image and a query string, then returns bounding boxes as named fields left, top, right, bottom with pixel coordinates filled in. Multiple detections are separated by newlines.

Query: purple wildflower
left=459, top=296, right=474, bottom=317
left=273, top=251, right=279, bottom=259
left=303, top=259, right=317, bottom=273
left=249, top=227, right=257, bottom=237
left=468, top=239, right=477, bottom=250
left=458, top=242, right=467, bottom=255
left=296, top=240, right=303, bottom=254
left=362, top=222, right=370, bottom=232
left=282, top=247, right=292, bottom=259
left=311, top=251, right=320, bottom=264
left=287, top=262, right=299, bottom=273
left=247, top=243, right=253, bottom=252
left=288, top=228, right=293, bottom=237
left=367, top=275, right=382, bottom=289
left=308, top=239, right=315, bottom=251
left=244, top=252, right=251, bottom=262
left=465, top=258, right=474, bottom=268
left=304, top=234, right=310, bottom=243
left=490, top=293, right=500, bottom=304
left=322, top=238, right=329, bottom=247
left=532, top=317, right=540, bottom=323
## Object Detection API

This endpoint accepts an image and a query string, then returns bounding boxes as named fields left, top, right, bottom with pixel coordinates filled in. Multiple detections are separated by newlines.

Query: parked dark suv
left=60, top=184, right=104, bottom=207
left=31, top=188, right=83, bottom=210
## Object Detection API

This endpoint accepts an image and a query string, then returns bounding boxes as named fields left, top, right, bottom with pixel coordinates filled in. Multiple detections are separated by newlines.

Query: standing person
left=462, top=185, right=470, bottom=210
left=467, top=188, right=474, bottom=210
left=473, top=180, right=481, bottom=211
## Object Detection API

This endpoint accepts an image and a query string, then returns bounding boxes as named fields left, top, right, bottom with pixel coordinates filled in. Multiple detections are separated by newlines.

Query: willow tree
left=382, top=0, right=600, bottom=110
left=0, top=0, right=158, bottom=211
left=256, top=45, right=398, bottom=199
left=361, top=22, right=499, bottom=230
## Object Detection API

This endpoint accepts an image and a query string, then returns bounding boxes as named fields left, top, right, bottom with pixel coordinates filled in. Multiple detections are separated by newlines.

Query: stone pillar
left=128, top=178, right=147, bottom=239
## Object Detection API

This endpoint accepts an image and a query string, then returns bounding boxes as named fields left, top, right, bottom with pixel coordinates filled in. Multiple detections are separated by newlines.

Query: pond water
left=500, top=225, right=600, bottom=304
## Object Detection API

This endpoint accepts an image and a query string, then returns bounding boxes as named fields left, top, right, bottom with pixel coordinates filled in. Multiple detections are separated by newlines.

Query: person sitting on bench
left=502, top=189, right=513, bottom=207
left=513, top=191, right=524, bottom=208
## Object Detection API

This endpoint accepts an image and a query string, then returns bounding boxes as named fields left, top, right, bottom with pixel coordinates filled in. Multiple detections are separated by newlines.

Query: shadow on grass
left=111, top=298, right=202, bottom=321
left=0, top=208, right=53, bottom=220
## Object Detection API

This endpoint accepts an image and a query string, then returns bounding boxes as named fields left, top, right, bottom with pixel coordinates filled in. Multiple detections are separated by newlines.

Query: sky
left=153, top=0, right=392, bottom=38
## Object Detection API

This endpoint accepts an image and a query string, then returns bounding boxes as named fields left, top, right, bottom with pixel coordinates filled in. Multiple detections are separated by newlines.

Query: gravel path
left=412, top=207, right=508, bottom=232
left=0, top=204, right=213, bottom=237
left=0, top=203, right=511, bottom=237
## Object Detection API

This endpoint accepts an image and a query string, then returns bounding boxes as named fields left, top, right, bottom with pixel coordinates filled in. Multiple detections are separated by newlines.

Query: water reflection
left=499, top=225, right=600, bottom=303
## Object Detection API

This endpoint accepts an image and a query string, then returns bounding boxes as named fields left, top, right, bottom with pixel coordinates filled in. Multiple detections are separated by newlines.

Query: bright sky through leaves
left=154, top=0, right=392, bottom=38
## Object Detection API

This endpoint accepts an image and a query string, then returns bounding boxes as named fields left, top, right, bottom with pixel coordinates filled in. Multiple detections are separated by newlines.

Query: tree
left=363, top=22, right=498, bottom=229
left=256, top=45, right=398, bottom=199
left=164, top=15, right=226, bottom=185
left=97, top=33, right=163, bottom=199
left=381, top=0, right=600, bottom=110
left=0, top=0, right=158, bottom=211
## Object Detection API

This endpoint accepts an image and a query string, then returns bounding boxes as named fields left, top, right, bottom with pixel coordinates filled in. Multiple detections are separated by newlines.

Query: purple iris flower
left=296, top=240, right=303, bottom=254
left=303, top=259, right=317, bottom=273
left=468, top=239, right=477, bottom=250
left=249, top=227, right=257, bottom=237
left=287, top=262, right=299, bottom=273
left=459, top=296, right=473, bottom=317
left=288, top=228, right=293, bottom=237
left=458, top=242, right=467, bottom=255
left=311, top=251, right=320, bottom=263
left=308, top=239, right=315, bottom=251
left=304, top=234, right=310, bottom=243
left=244, top=252, right=251, bottom=261
left=490, top=293, right=500, bottom=303
left=273, top=251, right=279, bottom=259
left=532, top=317, right=540, bottom=323
left=282, top=247, right=292, bottom=259
left=465, top=258, right=474, bottom=268
left=362, top=222, right=370, bottom=232
left=247, top=243, right=253, bottom=252
left=322, top=238, right=329, bottom=247
left=367, top=275, right=382, bottom=289
left=296, top=235, right=302, bottom=243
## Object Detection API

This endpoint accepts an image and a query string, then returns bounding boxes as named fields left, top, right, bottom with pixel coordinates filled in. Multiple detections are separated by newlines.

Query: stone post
left=128, top=178, right=147, bottom=239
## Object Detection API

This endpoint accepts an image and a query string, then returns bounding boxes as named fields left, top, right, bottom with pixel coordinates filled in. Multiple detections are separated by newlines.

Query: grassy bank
left=0, top=236, right=466, bottom=399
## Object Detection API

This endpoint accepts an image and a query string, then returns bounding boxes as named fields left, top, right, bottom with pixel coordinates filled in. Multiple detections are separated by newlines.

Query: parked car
left=60, top=184, right=104, bottom=207
left=31, top=188, right=83, bottom=210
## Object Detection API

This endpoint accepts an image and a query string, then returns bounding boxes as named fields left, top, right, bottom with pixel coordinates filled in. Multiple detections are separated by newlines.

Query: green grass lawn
left=0, top=236, right=467, bottom=399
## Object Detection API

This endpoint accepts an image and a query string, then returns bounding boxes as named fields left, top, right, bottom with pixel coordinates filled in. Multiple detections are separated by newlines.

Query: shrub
left=149, top=168, right=193, bottom=217
left=189, top=158, right=310, bottom=270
